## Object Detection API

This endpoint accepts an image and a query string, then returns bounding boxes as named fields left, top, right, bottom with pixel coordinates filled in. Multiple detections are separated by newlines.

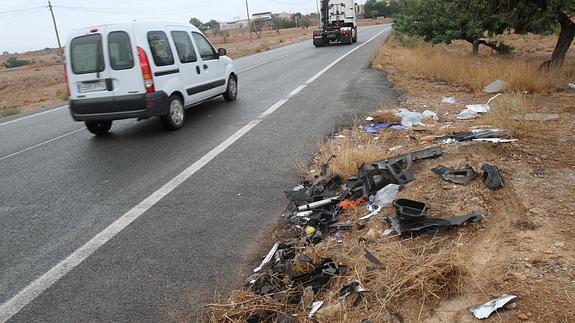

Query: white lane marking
left=0, top=25, right=391, bottom=323
left=0, top=105, right=68, bottom=127
left=0, top=128, right=85, bottom=162
left=238, top=48, right=310, bottom=74
left=288, top=85, right=306, bottom=97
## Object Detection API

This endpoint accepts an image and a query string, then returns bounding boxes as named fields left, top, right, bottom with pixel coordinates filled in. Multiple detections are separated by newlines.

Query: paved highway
left=0, top=24, right=393, bottom=322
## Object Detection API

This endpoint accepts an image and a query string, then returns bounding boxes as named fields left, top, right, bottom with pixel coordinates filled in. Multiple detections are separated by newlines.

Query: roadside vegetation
left=0, top=105, right=21, bottom=118
left=203, top=1, right=574, bottom=321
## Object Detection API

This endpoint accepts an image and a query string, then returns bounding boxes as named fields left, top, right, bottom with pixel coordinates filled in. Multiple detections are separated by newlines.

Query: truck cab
left=313, top=0, right=358, bottom=46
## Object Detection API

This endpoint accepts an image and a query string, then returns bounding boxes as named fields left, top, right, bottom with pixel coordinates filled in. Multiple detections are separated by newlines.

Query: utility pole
left=48, top=1, right=62, bottom=49
left=245, top=0, right=252, bottom=42
left=316, top=0, right=321, bottom=27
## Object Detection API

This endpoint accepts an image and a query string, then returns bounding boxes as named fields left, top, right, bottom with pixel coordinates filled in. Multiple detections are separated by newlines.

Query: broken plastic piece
left=339, top=280, right=367, bottom=299
left=473, top=138, right=517, bottom=143
left=457, top=94, right=502, bottom=119
left=442, top=96, right=456, bottom=104
left=470, top=294, right=517, bottom=319
left=387, top=210, right=486, bottom=236
left=308, top=301, right=323, bottom=317
left=432, top=165, right=478, bottom=185
left=433, top=129, right=505, bottom=143
left=481, top=163, right=503, bottom=190
left=297, top=196, right=341, bottom=211
left=359, top=205, right=381, bottom=220
left=569, top=83, right=575, bottom=89
left=484, top=80, right=509, bottom=93
left=364, top=249, right=382, bottom=267
left=253, top=242, right=279, bottom=273
left=338, top=196, right=367, bottom=210
left=372, top=184, right=401, bottom=208
left=393, top=199, right=428, bottom=221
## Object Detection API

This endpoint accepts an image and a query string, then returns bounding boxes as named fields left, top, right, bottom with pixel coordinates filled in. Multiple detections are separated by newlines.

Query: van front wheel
left=223, top=75, right=237, bottom=102
left=161, top=95, right=185, bottom=130
left=85, top=120, right=112, bottom=135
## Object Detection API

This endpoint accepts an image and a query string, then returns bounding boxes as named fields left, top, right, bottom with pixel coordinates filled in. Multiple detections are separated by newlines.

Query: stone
left=518, top=314, right=529, bottom=320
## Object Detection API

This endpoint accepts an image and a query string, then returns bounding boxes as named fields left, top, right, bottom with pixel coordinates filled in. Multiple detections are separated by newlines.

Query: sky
left=0, top=0, right=367, bottom=53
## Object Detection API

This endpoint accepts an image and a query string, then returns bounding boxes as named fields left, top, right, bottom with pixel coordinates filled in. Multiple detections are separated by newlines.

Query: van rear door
left=69, top=27, right=115, bottom=113
left=106, top=28, right=146, bottom=112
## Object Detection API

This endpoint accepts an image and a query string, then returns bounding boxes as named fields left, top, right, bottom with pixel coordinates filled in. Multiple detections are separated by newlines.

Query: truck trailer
left=313, top=0, right=357, bottom=47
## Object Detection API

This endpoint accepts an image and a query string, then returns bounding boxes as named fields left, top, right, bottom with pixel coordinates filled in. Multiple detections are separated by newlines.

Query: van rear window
left=108, top=31, right=134, bottom=70
left=147, top=31, right=174, bottom=66
left=70, top=34, right=104, bottom=74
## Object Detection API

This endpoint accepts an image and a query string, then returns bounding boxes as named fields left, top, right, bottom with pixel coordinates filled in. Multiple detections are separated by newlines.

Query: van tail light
left=137, top=47, right=155, bottom=93
left=63, top=64, right=70, bottom=97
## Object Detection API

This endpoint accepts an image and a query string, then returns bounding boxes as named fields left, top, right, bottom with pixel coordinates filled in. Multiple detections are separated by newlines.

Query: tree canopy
left=394, top=0, right=575, bottom=66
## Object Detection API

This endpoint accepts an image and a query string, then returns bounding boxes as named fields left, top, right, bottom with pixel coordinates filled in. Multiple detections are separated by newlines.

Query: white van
left=65, top=22, right=238, bottom=135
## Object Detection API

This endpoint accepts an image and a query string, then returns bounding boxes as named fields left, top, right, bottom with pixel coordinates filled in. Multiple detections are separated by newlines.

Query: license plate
left=78, top=81, right=106, bottom=94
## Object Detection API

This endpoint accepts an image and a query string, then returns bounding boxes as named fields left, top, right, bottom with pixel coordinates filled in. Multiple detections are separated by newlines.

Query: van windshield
left=70, top=34, right=104, bottom=74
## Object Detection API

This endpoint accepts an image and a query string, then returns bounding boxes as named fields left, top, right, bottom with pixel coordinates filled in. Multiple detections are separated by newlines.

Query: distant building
left=220, top=19, right=250, bottom=31
left=252, top=12, right=273, bottom=21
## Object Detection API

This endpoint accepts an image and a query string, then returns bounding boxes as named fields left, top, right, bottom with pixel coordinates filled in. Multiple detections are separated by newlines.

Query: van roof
left=66, top=21, right=202, bottom=40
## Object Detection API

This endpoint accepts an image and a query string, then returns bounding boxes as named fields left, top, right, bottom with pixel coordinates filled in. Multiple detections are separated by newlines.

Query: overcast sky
left=0, top=0, right=367, bottom=53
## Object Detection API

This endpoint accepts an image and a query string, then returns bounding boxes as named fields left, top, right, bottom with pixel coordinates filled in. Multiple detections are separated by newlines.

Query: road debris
left=308, top=301, right=324, bottom=317
left=339, top=280, right=367, bottom=299
left=483, top=80, right=509, bottom=93
left=393, top=198, right=428, bottom=221
left=387, top=210, right=486, bottom=236
left=470, top=294, right=517, bottom=319
left=457, top=93, right=502, bottom=119
left=442, top=96, right=456, bottom=104
left=253, top=242, right=279, bottom=273
left=433, top=128, right=506, bottom=143
left=432, top=165, right=478, bottom=185
left=568, top=82, right=575, bottom=89
left=481, top=163, right=503, bottom=190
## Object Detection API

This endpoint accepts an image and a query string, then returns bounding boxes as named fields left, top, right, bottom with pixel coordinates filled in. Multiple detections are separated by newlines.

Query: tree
left=189, top=17, right=203, bottom=29
left=203, top=19, right=221, bottom=37
left=394, top=0, right=512, bottom=55
left=496, top=0, right=575, bottom=68
left=364, top=0, right=402, bottom=18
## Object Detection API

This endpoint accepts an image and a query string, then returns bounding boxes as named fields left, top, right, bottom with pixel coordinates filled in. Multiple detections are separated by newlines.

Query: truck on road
left=313, top=0, right=358, bottom=47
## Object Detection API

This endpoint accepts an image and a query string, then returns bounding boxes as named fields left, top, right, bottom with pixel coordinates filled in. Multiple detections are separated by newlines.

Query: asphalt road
left=0, top=24, right=394, bottom=322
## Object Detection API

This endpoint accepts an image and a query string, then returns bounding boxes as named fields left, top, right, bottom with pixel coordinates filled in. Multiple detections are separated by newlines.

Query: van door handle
left=196, top=66, right=200, bottom=74
left=203, top=64, right=208, bottom=70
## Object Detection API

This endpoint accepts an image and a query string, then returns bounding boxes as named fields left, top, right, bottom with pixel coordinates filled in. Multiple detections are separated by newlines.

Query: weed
left=0, top=106, right=21, bottom=118
left=56, top=88, right=69, bottom=101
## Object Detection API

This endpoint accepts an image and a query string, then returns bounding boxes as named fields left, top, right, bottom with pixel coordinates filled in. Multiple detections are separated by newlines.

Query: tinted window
left=147, top=31, right=174, bottom=66
left=192, top=32, right=217, bottom=61
left=171, top=31, right=197, bottom=63
left=108, top=31, right=134, bottom=70
left=70, top=34, right=104, bottom=74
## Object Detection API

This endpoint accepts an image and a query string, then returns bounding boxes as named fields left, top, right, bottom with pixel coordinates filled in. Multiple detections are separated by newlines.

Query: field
left=205, top=33, right=575, bottom=321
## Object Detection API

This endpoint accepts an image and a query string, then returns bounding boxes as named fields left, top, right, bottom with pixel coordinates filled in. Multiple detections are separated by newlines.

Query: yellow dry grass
left=374, top=40, right=572, bottom=94
left=482, top=94, right=543, bottom=138
left=307, top=127, right=393, bottom=180
left=205, top=236, right=468, bottom=322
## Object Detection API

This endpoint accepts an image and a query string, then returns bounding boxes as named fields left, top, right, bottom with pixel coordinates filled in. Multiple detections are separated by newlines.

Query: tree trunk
left=541, top=13, right=575, bottom=69
left=472, top=41, right=480, bottom=55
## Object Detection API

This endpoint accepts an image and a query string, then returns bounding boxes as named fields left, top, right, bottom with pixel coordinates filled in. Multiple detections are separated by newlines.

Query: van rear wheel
left=161, top=95, right=185, bottom=130
left=85, top=120, right=112, bottom=135
left=223, top=75, right=238, bottom=102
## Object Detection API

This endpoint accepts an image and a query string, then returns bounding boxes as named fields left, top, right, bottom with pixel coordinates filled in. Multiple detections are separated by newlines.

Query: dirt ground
left=205, top=33, right=575, bottom=322
left=0, top=19, right=383, bottom=115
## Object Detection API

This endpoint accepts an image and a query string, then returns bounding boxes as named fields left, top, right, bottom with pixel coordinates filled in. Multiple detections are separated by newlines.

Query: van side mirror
left=217, top=48, right=227, bottom=57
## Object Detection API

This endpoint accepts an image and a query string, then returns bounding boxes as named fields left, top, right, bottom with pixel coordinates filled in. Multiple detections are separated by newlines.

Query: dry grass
left=204, top=235, right=468, bottom=322
left=375, top=40, right=572, bottom=94
left=482, top=94, right=543, bottom=138
left=307, top=127, right=394, bottom=180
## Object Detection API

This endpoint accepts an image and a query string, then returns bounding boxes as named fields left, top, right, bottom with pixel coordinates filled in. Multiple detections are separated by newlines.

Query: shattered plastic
left=470, top=294, right=517, bottom=319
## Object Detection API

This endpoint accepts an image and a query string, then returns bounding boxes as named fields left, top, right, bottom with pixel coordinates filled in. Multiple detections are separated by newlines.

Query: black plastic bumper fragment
left=432, top=164, right=478, bottom=185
